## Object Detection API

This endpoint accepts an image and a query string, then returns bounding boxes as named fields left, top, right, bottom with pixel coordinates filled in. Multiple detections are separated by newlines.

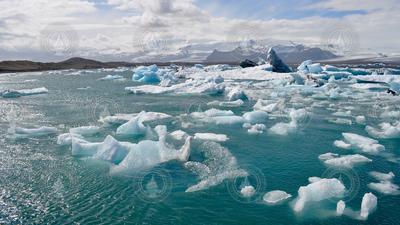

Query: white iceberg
left=319, top=153, right=372, bottom=168
left=360, top=193, right=377, bottom=219
left=227, top=88, right=247, bottom=101
left=369, top=171, right=395, bottom=181
left=112, top=126, right=193, bottom=172
left=336, top=200, right=346, bottom=216
left=293, top=178, right=346, bottom=212
left=241, top=185, right=256, bottom=198
left=368, top=181, right=400, bottom=195
left=9, top=126, right=58, bottom=139
left=365, top=122, right=400, bottom=139
left=116, top=112, right=149, bottom=136
left=70, top=126, right=101, bottom=136
left=243, top=111, right=269, bottom=124
left=194, top=133, right=229, bottom=142
left=263, top=190, right=292, bottom=204
left=334, top=133, right=385, bottom=154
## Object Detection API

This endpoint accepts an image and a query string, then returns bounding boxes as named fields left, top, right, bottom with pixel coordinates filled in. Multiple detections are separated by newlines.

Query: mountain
left=205, top=45, right=338, bottom=64
left=0, top=57, right=136, bottom=73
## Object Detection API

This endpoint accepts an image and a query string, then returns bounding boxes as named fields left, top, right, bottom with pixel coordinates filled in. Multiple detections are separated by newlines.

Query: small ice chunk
left=269, top=122, right=296, bottom=136
left=169, top=130, right=188, bottom=141
left=293, top=178, right=346, bottom=212
left=9, top=126, right=58, bottom=138
left=194, top=133, right=229, bottom=142
left=204, top=108, right=234, bottom=117
left=212, top=116, right=245, bottom=125
left=355, top=116, right=366, bottom=125
left=336, top=200, right=346, bottom=216
left=241, top=185, right=256, bottom=198
left=360, top=193, right=377, bottom=219
left=320, top=153, right=372, bottom=168
left=99, top=74, right=124, bottom=81
left=116, top=112, right=148, bottom=136
left=57, top=133, right=84, bottom=145
left=336, top=133, right=385, bottom=154
left=263, top=190, right=292, bottom=204
left=243, top=111, right=269, bottom=124
left=318, top=152, right=338, bottom=161
left=369, top=171, right=395, bottom=181
left=368, top=181, right=400, bottom=195
left=70, top=126, right=100, bottom=136
left=247, top=124, right=266, bottom=135
left=365, top=122, right=400, bottom=139
left=227, top=88, right=247, bottom=101
left=93, top=135, right=130, bottom=164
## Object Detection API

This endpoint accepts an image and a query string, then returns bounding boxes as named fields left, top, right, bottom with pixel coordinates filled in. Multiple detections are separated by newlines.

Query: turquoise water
left=0, top=69, right=399, bottom=225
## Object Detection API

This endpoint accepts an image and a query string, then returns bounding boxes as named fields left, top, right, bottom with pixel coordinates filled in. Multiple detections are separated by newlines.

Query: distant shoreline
left=1, top=57, right=399, bottom=74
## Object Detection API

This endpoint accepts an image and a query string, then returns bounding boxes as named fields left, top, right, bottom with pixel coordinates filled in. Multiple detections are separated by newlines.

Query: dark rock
left=267, top=48, right=292, bottom=73
left=240, top=59, right=257, bottom=68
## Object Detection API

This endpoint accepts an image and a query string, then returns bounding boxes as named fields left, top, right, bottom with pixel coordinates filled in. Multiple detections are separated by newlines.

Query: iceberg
left=243, top=111, right=269, bottom=124
left=365, top=122, right=400, bottom=139
left=70, top=126, right=101, bottom=136
left=335, top=133, right=385, bottom=154
left=241, top=185, right=256, bottom=198
left=194, top=133, right=229, bottom=142
left=116, top=112, right=149, bottom=137
left=369, top=171, right=395, bottom=181
left=246, top=124, right=266, bottom=135
left=368, top=181, right=399, bottom=195
left=9, top=126, right=58, bottom=139
left=99, top=111, right=172, bottom=126
left=227, top=88, right=247, bottom=101
left=57, top=132, right=84, bottom=145
left=266, top=48, right=292, bottom=73
left=112, top=126, right=193, bottom=172
left=263, top=190, right=292, bottom=204
left=336, top=200, right=346, bottom=216
left=1, top=87, right=48, bottom=98
left=293, top=178, right=346, bottom=212
left=360, top=193, right=377, bottom=219
left=99, top=75, right=124, bottom=81
left=319, top=153, right=372, bottom=168
left=93, top=135, right=131, bottom=164
left=132, top=65, right=161, bottom=83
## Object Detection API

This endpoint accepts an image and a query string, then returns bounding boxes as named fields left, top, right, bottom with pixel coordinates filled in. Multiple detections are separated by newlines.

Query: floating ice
left=169, top=130, right=188, bottom=141
left=132, top=65, right=161, bottom=83
left=360, top=193, right=377, bottom=219
left=355, top=116, right=366, bottom=125
left=9, top=126, right=58, bottom=139
left=185, top=142, right=247, bottom=192
left=336, top=200, right=346, bottom=216
left=116, top=112, right=149, bottom=136
left=247, top=124, right=266, bottom=135
left=293, top=178, right=346, bottom=212
left=99, top=75, right=124, bottom=81
left=190, top=109, right=245, bottom=126
left=335, top=133, right=385, bottom=154
left=194, top=133, right=229, bottom=142
left=263, top=190, right=292, bottom=204
left=57, top=133, right=84, bottom=145
left=70, top=126, right=101, bottom=136
left=227, top=88, right=247, bottom=101
left=241, top=185, right=256, bottom=198
left=369, top=171, right=395, bottom=181
left=112, top=127, right=193, bottom=172
left=368, top=181, right=400, bottom=195
left=269, top=108, right=308, bottom=136
left=100, top=111, right=172, bottom=126
left=319, top=153, right=372, bottom=168
left=93, top=135, right=131, bottom=164
left=243, top=111, right=269, bottom=124
left=366, top=122, right=400, bottom=139
left=207, top=99, right=244, bottom=107
left=1, top=87, right=48, bottom=98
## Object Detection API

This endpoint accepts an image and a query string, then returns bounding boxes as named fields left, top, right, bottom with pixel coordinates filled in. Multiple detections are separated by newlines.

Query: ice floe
left=8, top=126, right=58, bottom=139
left=360, top=193, right=377, bottom=219
left=334, top=133, right=385, bottom=154
left=293, top=178, right=346, bottom=212
left=366, top=122, right=400, bottom=139
left=263, top=190, right=292, bottom=205
left=368, top=171, right=399, bottom=195
left=99, top=74, right=125, bottom=81
left=194, top=133, right=229, bottom=142
left=1, top=87, right=48, bottom=98
left=70, top=126, right=101, bottom=136
left=336, top=200, right=346, bottom=216
left=241, top=185, right=256, bottom=198
left=319, top=153, right=372, bottom=168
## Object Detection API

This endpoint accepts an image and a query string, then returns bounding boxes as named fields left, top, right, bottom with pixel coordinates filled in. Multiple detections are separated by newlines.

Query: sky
left=0, top=0, right=399, bottom=61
